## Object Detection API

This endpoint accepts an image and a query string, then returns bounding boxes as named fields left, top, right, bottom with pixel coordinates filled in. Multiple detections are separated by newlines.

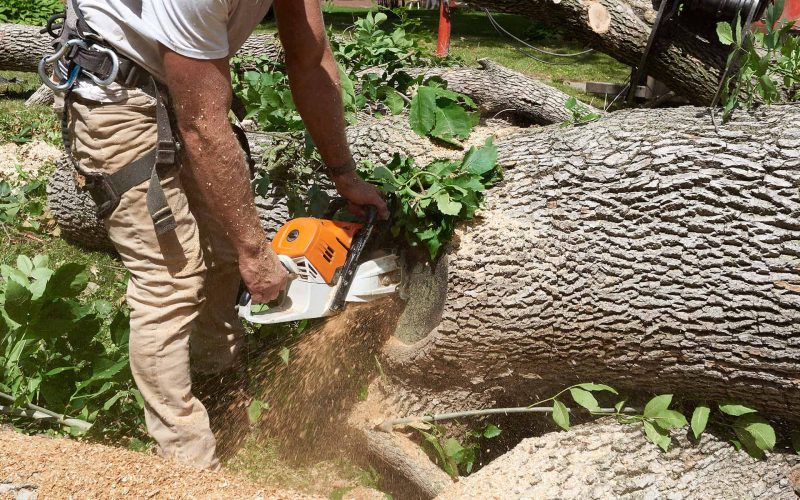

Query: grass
left=258, top=6, right=629, bottom=103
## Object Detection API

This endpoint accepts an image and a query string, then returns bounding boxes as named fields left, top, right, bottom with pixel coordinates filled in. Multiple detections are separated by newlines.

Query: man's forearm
left=287, top=46, right=354, bottom=173
left=180, top=127, right=265, bottom=257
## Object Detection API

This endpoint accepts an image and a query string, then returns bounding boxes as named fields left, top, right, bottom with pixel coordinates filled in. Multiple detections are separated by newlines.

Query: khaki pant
left=67, top=87, right=246, bottom=469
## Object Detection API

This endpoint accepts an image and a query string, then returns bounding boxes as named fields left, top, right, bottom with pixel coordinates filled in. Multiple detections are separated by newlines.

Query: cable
left=483, top=8, right=594, bottom=65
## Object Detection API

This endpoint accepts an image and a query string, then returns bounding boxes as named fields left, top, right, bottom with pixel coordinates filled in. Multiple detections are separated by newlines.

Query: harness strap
left=62, top=78, right=178, bottom=235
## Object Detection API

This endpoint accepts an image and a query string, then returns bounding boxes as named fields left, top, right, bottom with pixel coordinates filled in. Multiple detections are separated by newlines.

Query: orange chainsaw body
left=271, top=218, right=363, bottom=285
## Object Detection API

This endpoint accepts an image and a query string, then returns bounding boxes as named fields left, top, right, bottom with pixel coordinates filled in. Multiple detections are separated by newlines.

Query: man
left=62, top=0, right=388, bottom=469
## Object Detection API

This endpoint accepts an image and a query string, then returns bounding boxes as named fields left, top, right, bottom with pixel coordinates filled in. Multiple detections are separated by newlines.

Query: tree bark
left=467, top=0, right=730, bottom=104
left=407, top=59, right=598, bottom=125
left=382, top=103, right=800, bottom=423
left=438, top=419, right=800, bottom=499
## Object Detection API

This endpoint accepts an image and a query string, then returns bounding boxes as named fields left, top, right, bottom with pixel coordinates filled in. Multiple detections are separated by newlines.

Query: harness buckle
left=155, top=140, right=177, bottom=167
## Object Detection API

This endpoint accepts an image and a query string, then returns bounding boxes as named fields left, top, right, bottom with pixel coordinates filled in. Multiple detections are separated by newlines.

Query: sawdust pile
left=0, top=141, right=61, bottom=183
left=0, top=426, right=319, bottom=499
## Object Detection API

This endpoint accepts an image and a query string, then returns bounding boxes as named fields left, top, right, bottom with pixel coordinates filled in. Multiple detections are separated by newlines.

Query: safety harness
left=41, top=0, right=179, bottom=234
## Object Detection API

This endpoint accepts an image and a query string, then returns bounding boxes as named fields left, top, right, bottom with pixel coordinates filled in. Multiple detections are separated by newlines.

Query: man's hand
left=239, top=241, right=290, bottom=303
left=333, top=171, right=389, bottom=220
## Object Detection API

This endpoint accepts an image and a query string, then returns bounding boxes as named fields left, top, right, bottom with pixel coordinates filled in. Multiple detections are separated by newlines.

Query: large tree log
left=438, top=419, right=800, bottom=499
left=467, top=0, right=729, bottom=104
left=381, top=103, right=800, bottom=423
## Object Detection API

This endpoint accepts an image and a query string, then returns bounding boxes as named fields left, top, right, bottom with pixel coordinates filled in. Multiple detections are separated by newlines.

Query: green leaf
left=248, top=399, right=268, bottom=424
left=718, top=402, right=757, bottom=416
left=409, top=86, right=437, bottom=136
left=430, top=104, right=472, bottom=143
left=575, top=382, right=618, bottom=395
left=569, top=387, right=599, bottom=411
left=690, top=404, right=710, bottom=439
left=278, top=347, right=290, bottom=365
left=383, top=89, right=406, bottom=115
left=16, top=255, right=33, bottom=276
left=643, top=394, right=673, bottom=419
left=4, top=278, right=32, bottom=323
left=434, top=191, right=462, bottom=216
left=643, top=420, right=672, bottom=452
left=734, top=414, right=775, bottom=452
left=483, top=424, right=502, bottom=439
left=653, top=409, right=688, bottom=430
left=443, top=438, right=464, bottom=460
left=717, top=22, right=734, bottom=45
left=552, top=399, right=570, bottom=430
left=103, top=391, right=129, bottom=411
left=462, top=137, right=498, bottom=175
left=45, top=263, right=88, bottom=298
left=110, top=309, right=130, bottom=348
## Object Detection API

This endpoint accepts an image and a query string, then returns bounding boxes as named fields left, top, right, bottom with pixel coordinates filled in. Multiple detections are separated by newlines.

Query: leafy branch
left=716, top=0, right=800, bottom=121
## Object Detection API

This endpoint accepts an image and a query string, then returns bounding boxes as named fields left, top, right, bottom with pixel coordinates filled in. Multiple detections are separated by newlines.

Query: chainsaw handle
left=238, top=255, right=297, bottom=308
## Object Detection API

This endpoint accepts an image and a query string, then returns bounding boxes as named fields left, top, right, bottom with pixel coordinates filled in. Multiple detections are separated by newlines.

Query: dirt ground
left=0, top=427, right=320, bottom=499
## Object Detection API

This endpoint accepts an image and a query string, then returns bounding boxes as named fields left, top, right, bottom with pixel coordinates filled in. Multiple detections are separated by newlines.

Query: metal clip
left=37, top=39, right=87, bottom=92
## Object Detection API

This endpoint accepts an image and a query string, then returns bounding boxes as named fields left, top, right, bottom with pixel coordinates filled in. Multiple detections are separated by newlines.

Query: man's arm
left=274, top=0, right=389, bottom=219
left=160, top=50, right=287, bottom=303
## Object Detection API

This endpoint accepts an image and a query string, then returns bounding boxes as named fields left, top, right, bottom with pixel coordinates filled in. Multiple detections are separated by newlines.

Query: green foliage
left=0, top=178, right=48, bottom=232
left=0, top=255, right=144, bottom=438
left=417, top=422, right=502, bottom=477
left=0, top=0, right=62, bottom=25
left=562, top=96, right=601, bottom=126
left=409, top=79, right=479, bottom=146
left=716, top=0, right=800, bottom=121
left=231, top=58, right=304, bottom=132
left=690, top=404, right=710, bottom=439
left=526, top=383, right=779, bottom=457
left=330, top=10, right=430, bottom=74
left=361, top=137, right=501, bottom=259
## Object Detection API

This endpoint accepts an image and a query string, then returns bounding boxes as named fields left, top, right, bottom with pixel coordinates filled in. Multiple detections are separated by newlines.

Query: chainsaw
left=237, top=204, right=402, bottom=324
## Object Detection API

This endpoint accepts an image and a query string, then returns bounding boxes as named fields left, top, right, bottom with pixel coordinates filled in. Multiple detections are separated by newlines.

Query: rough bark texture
left=438, top=419, right=800, bottom=499
left=406, top=59, right=597, bottom=125
left=382, top=104, right=800, bottom=423
left=46, top=158, right=113, bottom=250
left=468, top=0, right=729, bottom=104
left=0, top=23, right=53, bottom=72
left=0, top=23, right=282, bottom=73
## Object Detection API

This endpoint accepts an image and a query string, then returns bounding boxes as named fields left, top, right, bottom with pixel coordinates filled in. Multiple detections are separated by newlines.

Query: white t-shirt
left=71, top=0, right=272, bottom=100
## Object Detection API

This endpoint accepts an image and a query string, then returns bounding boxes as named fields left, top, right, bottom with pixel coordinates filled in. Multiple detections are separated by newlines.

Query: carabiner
left=38, top=39, right=88, bottom=92
left=82, top=44, right=119, bottom=87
